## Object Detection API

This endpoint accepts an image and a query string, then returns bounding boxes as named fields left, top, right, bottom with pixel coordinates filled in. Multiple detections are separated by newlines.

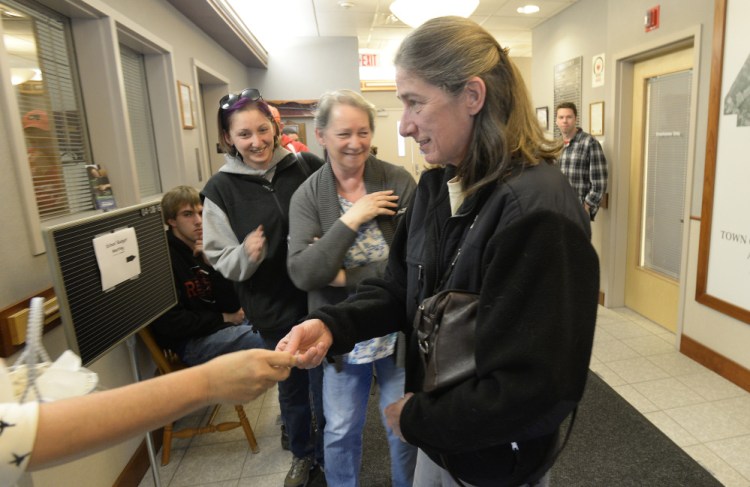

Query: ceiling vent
left=373, top=12, right=409, bottom=28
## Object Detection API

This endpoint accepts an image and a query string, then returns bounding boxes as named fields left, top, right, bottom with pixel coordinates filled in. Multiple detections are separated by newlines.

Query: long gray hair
left=395, top=16, right=560, bottom=195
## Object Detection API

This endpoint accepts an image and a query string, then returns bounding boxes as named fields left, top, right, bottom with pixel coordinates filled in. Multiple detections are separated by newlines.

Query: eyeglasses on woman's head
left=219, top=88, right=262, bottom=110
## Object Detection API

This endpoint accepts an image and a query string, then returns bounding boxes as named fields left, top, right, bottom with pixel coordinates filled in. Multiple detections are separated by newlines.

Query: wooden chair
left=137, top=327, right=260, bottom=465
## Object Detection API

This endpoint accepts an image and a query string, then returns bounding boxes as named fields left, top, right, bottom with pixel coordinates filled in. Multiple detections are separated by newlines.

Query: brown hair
left=555, top=102, right=578, bottom=118
left=161, top=185, right=200, bottom=224
left=217, top=98, right=280, bottom=156
left=394, top=16, right=561, bottom=195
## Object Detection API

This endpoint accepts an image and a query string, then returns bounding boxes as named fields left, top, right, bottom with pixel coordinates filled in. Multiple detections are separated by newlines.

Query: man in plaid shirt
left=555, top=102, right=608, bottom=220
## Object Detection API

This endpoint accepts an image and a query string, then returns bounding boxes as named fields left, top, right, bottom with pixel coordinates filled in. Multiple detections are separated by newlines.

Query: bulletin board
left=696, top=0, right=750, bottom=325
left=43, top=202, right=177, bottom=365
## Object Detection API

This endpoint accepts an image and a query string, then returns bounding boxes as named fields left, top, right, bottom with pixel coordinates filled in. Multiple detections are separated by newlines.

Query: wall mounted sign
left=178, top=81, right=194, bottom=129
left=696, top=0, right=750, bottom=324
left=592, top=53, right=605, bottom=87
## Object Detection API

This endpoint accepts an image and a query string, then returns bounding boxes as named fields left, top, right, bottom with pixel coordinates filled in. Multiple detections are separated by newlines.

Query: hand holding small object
left=275, top=319, right=333, bottom=368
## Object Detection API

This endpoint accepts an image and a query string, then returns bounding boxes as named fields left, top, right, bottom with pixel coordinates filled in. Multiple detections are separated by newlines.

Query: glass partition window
left=119, top=44, right=161, bottom=197
left=2, top=0, right=94, bottom=219
left=641, top=70, right=692, bottom=279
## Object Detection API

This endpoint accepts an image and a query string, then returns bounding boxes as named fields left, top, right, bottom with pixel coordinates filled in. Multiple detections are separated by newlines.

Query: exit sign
left=360, top=53, right=378, bottom=67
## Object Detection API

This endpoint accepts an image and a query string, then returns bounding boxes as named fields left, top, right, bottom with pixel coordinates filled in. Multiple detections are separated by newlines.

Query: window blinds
left=119, top=44, right=161, bottom=197
left=641, top=69, right=692, bottom=279
left=2, top=0, right=94, bottom=219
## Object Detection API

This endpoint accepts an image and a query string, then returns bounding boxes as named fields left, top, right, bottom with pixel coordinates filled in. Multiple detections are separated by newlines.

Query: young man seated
left=152, top=185, right=263, bottom=365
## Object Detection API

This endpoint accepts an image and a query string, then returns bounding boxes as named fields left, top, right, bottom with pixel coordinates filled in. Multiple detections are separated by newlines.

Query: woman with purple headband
left=201, top=89, right=325, bottom=487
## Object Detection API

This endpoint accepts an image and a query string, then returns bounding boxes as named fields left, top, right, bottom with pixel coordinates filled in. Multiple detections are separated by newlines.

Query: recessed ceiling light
left=517, top=5, right=540, bottom=14
left=338, top=0, right=355, bottom=8
left=390, top=0, right=479, bottom=28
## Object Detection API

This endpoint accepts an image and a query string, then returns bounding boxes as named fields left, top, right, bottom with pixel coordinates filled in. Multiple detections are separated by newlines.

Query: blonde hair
left=394, top=16, right=561, bottom=194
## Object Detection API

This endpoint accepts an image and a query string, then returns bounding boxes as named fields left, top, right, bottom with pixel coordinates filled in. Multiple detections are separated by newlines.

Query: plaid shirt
left=558, top=128, right=608, bottom=217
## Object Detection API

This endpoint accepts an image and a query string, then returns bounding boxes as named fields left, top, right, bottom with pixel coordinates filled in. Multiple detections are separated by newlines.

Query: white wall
left=531, top=0, right=610, bottom=291
left=532, top=0, right=750, bottom=373
left=246, top=36, right=361, bottom=160
left=512, top=56, right=533, bottom=100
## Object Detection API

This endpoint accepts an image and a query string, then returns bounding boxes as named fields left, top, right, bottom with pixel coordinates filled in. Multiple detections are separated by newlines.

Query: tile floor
left=590, top=307, right=750, bottom=487
left=138, top=306, right=750, bottom=487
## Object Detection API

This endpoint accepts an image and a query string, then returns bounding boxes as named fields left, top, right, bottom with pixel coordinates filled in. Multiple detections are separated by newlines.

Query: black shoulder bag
left=413, top=258, right=479, bottom=392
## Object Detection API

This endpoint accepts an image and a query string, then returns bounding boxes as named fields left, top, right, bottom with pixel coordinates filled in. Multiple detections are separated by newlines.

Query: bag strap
left=434, top=213, right=479, bottom=292
left=294, top=151, right=311, bottom=178
left=529, top=406, right=578, bottom=483
left=443, top=407, right=578, bottom=487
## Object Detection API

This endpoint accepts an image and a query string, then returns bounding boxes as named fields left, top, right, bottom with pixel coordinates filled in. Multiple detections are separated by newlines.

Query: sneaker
left=284, top=455, right=313, bottom=487
left=281, top=424, right=290, bottom=451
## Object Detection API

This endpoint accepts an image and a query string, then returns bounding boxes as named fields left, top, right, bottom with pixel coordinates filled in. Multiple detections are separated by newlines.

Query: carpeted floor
left=360, top=371, right=722, bottom=486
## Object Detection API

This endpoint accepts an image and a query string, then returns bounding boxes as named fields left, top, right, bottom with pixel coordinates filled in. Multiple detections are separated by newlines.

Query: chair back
left=135, top=326, right=260, bottom=465
left=137, top=327, right=186, bottom=375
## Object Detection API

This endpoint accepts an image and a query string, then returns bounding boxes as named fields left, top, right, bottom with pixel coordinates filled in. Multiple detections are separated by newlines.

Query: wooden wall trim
left=680, top=334, right=750, bottom=393
left=0, top=288, right=61, bottom=358
left=112, top=430, right=163, bottom=487
left=695, top=0, right=726, bottom=303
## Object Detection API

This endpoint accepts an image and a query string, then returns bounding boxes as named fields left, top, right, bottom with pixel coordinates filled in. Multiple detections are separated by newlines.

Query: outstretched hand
left=275, top=319, right=333, bottom=368
left=202, top=349, right=295, bottom=403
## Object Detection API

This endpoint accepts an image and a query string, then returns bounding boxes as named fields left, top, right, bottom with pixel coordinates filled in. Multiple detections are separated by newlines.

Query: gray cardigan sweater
left=287, top=156, right=416, bottom=310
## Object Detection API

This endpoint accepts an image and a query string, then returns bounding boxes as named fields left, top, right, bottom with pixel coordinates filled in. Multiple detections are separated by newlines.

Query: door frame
left=191, top=59, right=230, bottom=183
left=607, top=26, right=703, bottom=338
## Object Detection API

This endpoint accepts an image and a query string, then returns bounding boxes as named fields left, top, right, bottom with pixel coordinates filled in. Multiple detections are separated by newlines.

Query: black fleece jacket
left=309, top=162, right=599, bottom=486
left=150, top=231, right=241, bottom=357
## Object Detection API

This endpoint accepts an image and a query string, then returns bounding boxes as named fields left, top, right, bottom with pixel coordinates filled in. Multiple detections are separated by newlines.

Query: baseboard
left=113, top=429, right=163, bottom=487
left=680, top=334, right=750, bottom=393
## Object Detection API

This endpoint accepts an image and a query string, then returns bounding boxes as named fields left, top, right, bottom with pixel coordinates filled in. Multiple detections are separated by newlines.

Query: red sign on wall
left=360, top=53, right=378, bottom=67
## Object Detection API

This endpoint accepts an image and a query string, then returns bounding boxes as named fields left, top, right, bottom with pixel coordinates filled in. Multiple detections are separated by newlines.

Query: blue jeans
left=323, top=356, right=417, bottom=487
left=261, top=330, right=324, bottom=465
left=181, top=322, right=264, bottom=366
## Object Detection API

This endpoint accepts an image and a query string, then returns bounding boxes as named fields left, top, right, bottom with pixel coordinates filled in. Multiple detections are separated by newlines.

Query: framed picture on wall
left=535, top=106, right=549, bottom=130
left=361, top=80, right=397, bottom=92
left=696, top=0, right=750, bottom=324
left=177, top=81, right=194, bottom=129
left=589, top=101, right=604, bottom=136
left=268, top=100, right=318, bottom=118
left=283, top=121, right=307, bottom=146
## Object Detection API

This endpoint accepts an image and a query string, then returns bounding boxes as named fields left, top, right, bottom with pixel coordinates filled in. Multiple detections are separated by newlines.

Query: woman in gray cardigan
left=287, top=90, right=417, bottom=487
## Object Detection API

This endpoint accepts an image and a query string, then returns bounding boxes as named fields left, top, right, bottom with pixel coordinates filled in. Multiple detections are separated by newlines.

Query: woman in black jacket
left=279, top=17, right=599, bottom=487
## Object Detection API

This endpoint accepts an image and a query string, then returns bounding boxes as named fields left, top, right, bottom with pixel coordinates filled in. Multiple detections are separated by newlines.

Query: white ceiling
left=227, top=0, right=579, bottom=58
left=166, top=0, right=579, bottom=67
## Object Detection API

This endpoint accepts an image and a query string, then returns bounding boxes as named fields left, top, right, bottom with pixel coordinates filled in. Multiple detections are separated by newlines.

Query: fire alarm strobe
left=645, top=5, right=660, bottom=32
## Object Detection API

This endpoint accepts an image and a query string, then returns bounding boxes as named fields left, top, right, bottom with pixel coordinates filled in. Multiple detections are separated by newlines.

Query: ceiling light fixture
left=338, top=0, right=355, bottom=8
left=389, top=0, right=479, bottom=28
left=517, top=5, right=540, bottom=14
left=10, top=68, right=35, bottom=86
